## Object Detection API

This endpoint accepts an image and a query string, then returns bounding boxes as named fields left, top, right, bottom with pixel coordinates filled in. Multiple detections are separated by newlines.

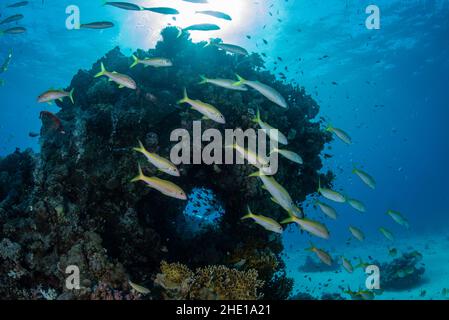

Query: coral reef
left=0, top=27, right=332, bottom=299
left=298, top=256, right=339, bottom=273
left=377, top=251, right=425, bottom=290
left=154, top=261, right=263, bottom=300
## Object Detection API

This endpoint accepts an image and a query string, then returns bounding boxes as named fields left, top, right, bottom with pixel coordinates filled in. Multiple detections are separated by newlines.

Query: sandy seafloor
left=283, top=232, right=449, bottom=300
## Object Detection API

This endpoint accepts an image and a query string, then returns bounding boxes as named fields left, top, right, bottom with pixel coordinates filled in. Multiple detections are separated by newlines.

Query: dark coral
left=0, top=27, right=332, bottom=299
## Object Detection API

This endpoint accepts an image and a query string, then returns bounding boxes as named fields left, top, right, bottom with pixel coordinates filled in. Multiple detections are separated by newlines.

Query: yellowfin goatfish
left=326, top=124, right=352, bottom=144
left=177, top=88, right=225, bottom=124
left=7, top=1, right=28, bottom=8
left=387, top=209, right=409, bottom=229
left=196, top=10, right=232, bottom=21
left=131, top=164, right=187, bottom=200
left=227, top=144, right=269, bottom=168
left=341, top=256, right=354, bottom=273
left=0, top=27, right=26, bottom=35
left=250, top=171, right=303, bottom=218
left=130, top=55, right=172, bottom=68
left=318, top=179, right=346, bottom=203
left=208, top=42, right=247, bottom=55
left=306, top=243, right=333, bottom=265
left=128, top=281, right=150, bottom=294
left=133, top=140, right=180, bottom=177
left=199, top=75, right=248, bottom=91
left=271, top=148, right=303, bottom=165
left=177, top=24, right=221, bottom=38
left=94, top=62, right=136, bottom=89
left=379, top=227, right=394, bottom=241
left=103, top=1, right=143, bottom=11
left=0, top=14, right=24, bottom=25
left=282, top=215, right=330, bottom=239
left=80, top=22, right=114, bottom=29
left=352, top=165, right=376, bottom=189
left=349, top=226, right=365, bottom=241
left=315, top=200, right=338, bottom=220
left=38, top=88, right=74, bottom=104
left=252, top=109, right=288, bottom=145
left=145, top=7, right=180, bottom=15
left=241, top=206, right=283, bottom=234
left=347, top=198, right=366, bottom=213
left=233, top=74, right=288, bottom=109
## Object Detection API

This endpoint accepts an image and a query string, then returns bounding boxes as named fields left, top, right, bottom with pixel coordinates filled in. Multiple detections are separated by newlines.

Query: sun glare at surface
left=117, top=0, right=261, bottom=49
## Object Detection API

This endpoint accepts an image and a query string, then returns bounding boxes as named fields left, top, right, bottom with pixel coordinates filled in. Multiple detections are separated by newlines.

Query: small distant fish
left=326, top=124, right=352, bottom=144
left=271, top=148, right=303, bottom=165
left=318, top=179, right=346, bottom=203
left=130, top=55, right=172, bottom=68
left=241, top=206, right=283, bottom=234
left=341, top=256, right=353, bottom=273
left=94, top=62, right=136, bottom=89
left=306, top=243, right=333, bottom=265
left=315, top=200, right=338, bottom=220
left=38, top=88, right=74, bottom=104
left=0, top=27, right=26, bottom=35
left=233, top=74, right=288, bottom=108
left=128, top=281, right=150, bottom=295
left=145, top=7, right=179, bottom=15
left=103, top=1, right=143, bottom=11
left=196, top=10, right=232, bottom=21
left=281, top=216, right=330, bottom=239
left=28, top=132, right=39, bottom=138
left=347, top=198, right=366, bottom=213
left=131, top=164, right=187, bottom=200
left=0, top=14, right=24, bottom=25
left=6, top=1, right=28, bottom=8
left=199, top=75, right=248, bottom=91
left=178, top=24, right=220, bottom=37
left=387, top=210, right=409, bottom=229
left=80, top=21, right=114, bottom=29
left=252, top=109, right=288, bottom=145
left=352, top=165, right=376, bottom=189
left=0, top=49, right=13, bottom=74
left=177, top=88, right=225, bottom=124
left=208, top=42, right=248, bottom=55
left=349, top=226, right=365, bottom=241
left=133, top=140, right=180, bottom=177
left=379, top=227, right=394, bottom=241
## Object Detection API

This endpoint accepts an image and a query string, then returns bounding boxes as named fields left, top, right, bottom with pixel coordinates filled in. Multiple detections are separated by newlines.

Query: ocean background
left=1, top=0, right=448, bottom=299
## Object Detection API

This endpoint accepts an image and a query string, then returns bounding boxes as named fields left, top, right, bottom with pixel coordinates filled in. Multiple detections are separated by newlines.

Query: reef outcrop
left=0, top=27, right=332, bottom=300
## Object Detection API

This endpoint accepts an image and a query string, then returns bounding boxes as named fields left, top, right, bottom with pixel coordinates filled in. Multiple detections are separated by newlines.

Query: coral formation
left=378, top=251, right=425, bottom=290
left=0, top=27, right=332, bottom=299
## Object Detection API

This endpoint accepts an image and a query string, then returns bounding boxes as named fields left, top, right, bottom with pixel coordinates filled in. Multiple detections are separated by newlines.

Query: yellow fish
left=133, top=140, right=180, bottom=177
left=271, top=148, right=303, bottom=165
left=233, top=74, right=288, bottom=108
left=130, top=55, right=172, bottom=68
left=318, top=179, right=346, bottom=203
left=387, top=210, right=409, bottom=229
left=306, top=243, right=333, bottom=265
left=347, top=198, right=366, bottom=213
left=131, top=164, right=187, bottom=200
left=341, top=256, right=354, bottom=273
left=326, top=124, right=352, bottom=144
left=241, top=206, right=283, bottom=234
left=281, top=215, right=330, bottom=239
left=352, top=165, right=376, bottom=189
left=315, top=200, right=338, bottom=220
left=349, top=226, right=365, bottom=241
left=379, top=227, right=394, bottom=241
left=95, top=62, right=136, bottom=89
left=199, top=75, right=248, bottom=91
left=178, top=88, right=225, bottom=124
left=128, top=281, right=150, bottom=294
left=252, top=109, right=288, bottom=145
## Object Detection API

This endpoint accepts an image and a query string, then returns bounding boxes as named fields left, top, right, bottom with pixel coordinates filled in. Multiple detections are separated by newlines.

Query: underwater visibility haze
left=0, top=0, right=448, bottom=301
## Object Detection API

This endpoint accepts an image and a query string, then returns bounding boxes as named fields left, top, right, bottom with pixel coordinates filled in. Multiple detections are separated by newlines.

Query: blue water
left=1, top=0, right=448, bottom=299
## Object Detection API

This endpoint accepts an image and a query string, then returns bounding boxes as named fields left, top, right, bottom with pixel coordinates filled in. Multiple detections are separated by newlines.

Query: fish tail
left=94, top=62, right=107, bottom=78
left=325, top=123, right=333, bottom=132
left=176, top=27, right=183, bottom=38
left=248, top=170, right=261, bottom=178
left=252, top=108, right=261, bottom=124
left=241, top=206, right=254, bottom=220
left=131, top=163, right=145, bottom=183
left=304, top=241, right=315, bottom=252
left=177, top=88, right=189, bottom=104
left=269, top=147, right=280, bottom=156
left=280, top=216, right=296, bottom=225
left=233, top=74, right=246, bottom=86
left=203, top=39, right=212, bottom=48
left=198, top=75, right=208, bottom=85
left=133, top=139, right=146, bottom=154
left=130, top=55, right=140, bottom=68
left=69, top=88, right=75, bottom=104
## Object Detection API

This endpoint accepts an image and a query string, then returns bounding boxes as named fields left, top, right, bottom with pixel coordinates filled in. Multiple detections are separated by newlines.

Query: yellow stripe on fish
left=133, top=140, right=180, bottom=177
left=177, top=88, right=225, bottom=124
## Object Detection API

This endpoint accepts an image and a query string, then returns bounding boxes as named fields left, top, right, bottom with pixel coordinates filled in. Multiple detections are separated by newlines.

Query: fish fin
left=58, top=98, right=63, bottom=102
left=94, top=62, right=107, bottom=78
left=176, top=27, right=183, bottom=38
left=233, top=74, right=246, bottom=86
left=325, top=123, right=333, bottom=132
left=304, top=241, right=315, bottom=252
left=198, top=75, right=208, bottom=85
left=130, top=163, right=145, bottom=183
left=270, top=197, right=279, bottom=205
left=252, top=108, right=261, bottom=123
left=248, top=171, right=261, bottom=178
left=241, top=206, right=254, bottom=220
left=201, top=116, right=210, bottom=121
left=130, top=55, right=139, bottom=68
left=118, top=85, right=125, bottom=88
left=69, top=88, right=75, bottom=104
left=177, top=88, right=189, bottom=104
left=280, top=216, right=296, bottom=225
left=133, top=139, right=146, bottom=154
